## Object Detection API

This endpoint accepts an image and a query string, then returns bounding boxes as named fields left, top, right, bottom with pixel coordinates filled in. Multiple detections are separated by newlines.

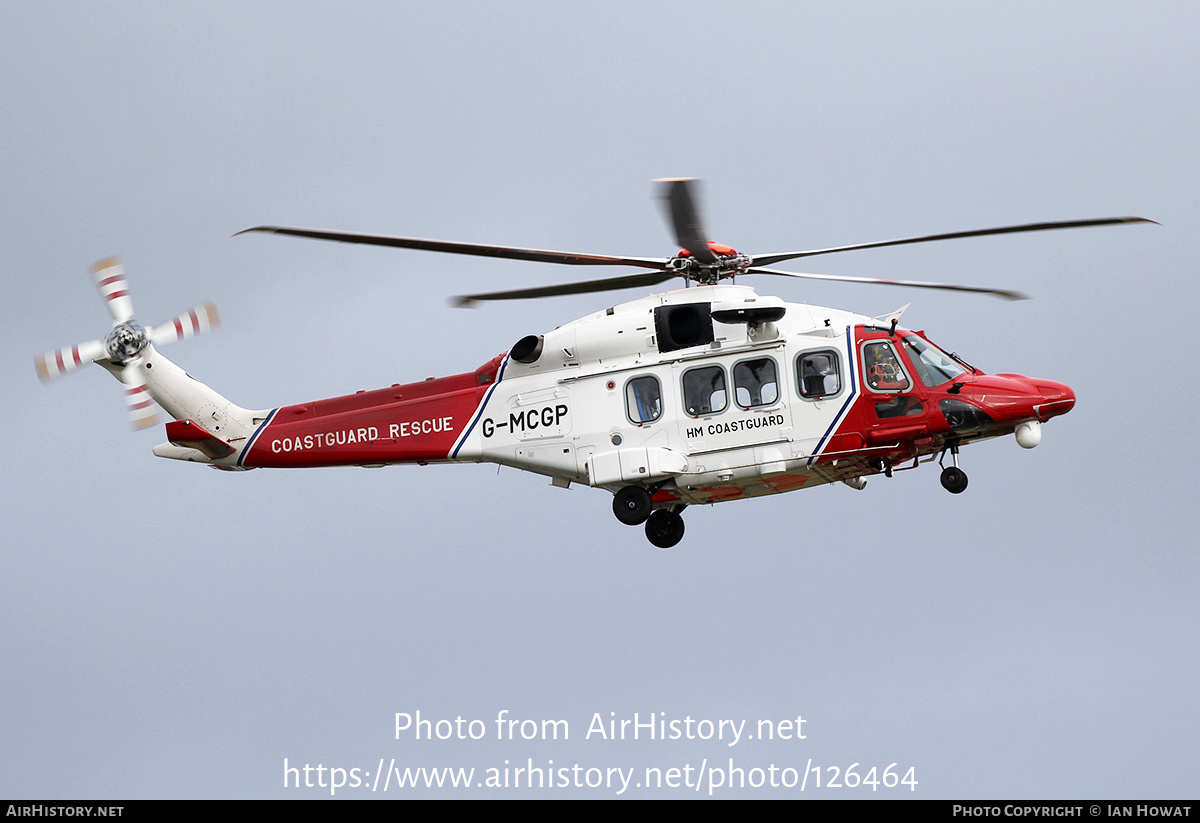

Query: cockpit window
left=900, top=335, right=967, bottom=387
left=863, top=341, right=910, bottom=392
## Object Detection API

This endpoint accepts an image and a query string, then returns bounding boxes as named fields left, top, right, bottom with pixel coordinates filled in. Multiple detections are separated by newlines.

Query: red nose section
left=1033, top=380, right=1075, bottom=420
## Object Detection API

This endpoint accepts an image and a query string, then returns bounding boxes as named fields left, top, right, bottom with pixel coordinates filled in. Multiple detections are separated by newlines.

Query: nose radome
left=1034, top=380, right=1076, bottom=419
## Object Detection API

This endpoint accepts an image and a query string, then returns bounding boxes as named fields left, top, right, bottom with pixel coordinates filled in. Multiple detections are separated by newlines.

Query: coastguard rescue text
left=270, top=416, right=455, bottom=453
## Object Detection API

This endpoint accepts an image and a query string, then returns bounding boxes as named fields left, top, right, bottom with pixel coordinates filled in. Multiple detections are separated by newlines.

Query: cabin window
left=797, top=350, right=841, bottom=399
left=862, top=341, right=910, bottom=393
left=682, top=365, right=727, bottom=417
left=733, top=357, right=779, bottom=408
left=625, top=375, right=663, bottom=424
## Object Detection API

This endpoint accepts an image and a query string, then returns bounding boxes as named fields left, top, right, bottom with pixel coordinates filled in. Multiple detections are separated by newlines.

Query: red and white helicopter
left=36, top=180, right=1151, bottom=547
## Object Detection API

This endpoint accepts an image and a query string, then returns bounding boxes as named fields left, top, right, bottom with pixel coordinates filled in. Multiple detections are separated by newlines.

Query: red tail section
left=241, top=355, right=503, bottom=468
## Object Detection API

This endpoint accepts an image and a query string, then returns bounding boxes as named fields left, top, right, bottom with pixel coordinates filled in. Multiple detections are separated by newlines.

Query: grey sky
left=2, top=2, right=1196, bottom=798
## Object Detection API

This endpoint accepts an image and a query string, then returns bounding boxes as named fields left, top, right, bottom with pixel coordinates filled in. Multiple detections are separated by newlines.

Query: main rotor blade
left=746, top=267, right=1030, bottom=300
left=749, top=217, right=1157, bottom=268
left=454, top=270, right=679, bottom=307
left=237, top=226, right=670, bottom=270
left=655, top=178, right=716, bottom=264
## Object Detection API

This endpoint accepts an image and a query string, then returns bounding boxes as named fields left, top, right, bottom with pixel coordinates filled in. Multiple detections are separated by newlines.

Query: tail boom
left=237, top=355, right=504, bottom=469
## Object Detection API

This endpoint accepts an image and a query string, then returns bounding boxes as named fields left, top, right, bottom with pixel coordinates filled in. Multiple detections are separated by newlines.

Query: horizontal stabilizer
left=165, top=419, right=235, bottom=459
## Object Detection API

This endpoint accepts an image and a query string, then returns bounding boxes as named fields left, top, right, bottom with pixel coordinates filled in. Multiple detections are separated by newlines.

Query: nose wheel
left=938, top=441, right=968, bottom=494
left=940, top=466, right=968, bottom=494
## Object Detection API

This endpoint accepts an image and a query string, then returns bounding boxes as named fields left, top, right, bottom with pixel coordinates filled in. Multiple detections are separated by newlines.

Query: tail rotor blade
left=150, top=302, right=219, bottom=347
left=118, top=364, right=158, bottom=430
left=34, top=339, right=108, bottom=382
left=91, top=259, right=135, bottom=323
left=92, top=257, right=135, bottom=324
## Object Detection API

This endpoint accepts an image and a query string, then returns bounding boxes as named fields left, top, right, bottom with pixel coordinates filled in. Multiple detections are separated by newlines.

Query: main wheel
left=644, top=509, right=685, bottom=549
left=613, top=485, right=652, bottom=525
left=940, top=466, right=968, bottom=494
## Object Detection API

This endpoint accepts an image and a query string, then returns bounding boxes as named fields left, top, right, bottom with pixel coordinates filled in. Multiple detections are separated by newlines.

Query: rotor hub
left=669, top=248, right=751, bottom=285
left=105, top=322, right=149, bottom=363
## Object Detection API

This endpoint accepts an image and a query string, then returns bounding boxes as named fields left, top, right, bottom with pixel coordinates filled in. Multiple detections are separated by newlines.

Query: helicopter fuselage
left=212, top=284, right=1072, bottom=509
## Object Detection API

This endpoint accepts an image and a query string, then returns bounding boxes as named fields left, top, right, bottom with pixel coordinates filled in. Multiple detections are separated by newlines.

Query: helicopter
left=35, top=180, right=1152, bottom=547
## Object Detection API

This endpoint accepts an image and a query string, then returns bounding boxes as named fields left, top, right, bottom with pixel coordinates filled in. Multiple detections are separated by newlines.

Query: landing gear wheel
left=613, top=485, right=652, bottom=525
left=940, top=466, right=968, bottom=494
left=644, top=509, right=685, bottom=549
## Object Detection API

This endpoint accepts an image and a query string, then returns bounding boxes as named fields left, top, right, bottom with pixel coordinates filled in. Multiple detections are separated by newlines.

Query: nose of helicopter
left=1032, top=379, right=1075, bottom=420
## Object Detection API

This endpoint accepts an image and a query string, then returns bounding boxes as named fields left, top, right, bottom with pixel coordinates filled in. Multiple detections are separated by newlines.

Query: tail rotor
left=35, top=257, right=219, bottom=429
